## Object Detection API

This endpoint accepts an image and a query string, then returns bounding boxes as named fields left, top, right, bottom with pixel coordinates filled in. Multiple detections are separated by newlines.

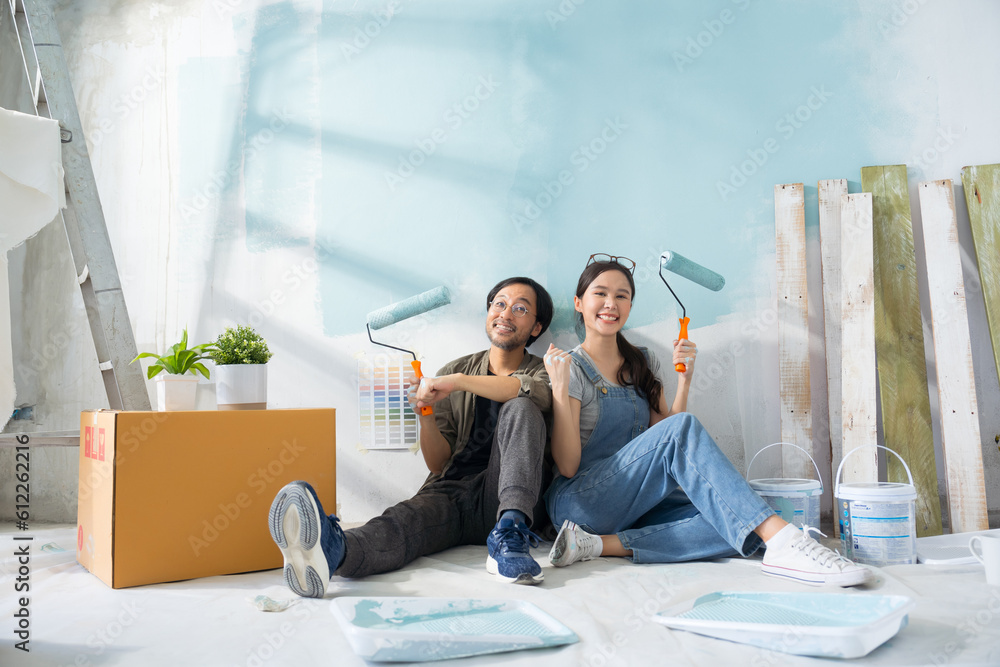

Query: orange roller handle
left=675, top=316, right=690, bottom=373
left=410, top=360, right=433, bottom=416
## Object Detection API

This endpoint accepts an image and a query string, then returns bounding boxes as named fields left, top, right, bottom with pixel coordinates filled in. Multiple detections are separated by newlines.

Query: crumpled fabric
left=0, top=105, right=65, bottom=430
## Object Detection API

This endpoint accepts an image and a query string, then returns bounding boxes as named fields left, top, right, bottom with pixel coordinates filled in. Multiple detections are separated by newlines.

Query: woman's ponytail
left=616, top=332, right=662, bottom=413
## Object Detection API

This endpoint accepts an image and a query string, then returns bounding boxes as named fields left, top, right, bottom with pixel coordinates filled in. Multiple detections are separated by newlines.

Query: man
left=268, top=277, right=554, bottom=597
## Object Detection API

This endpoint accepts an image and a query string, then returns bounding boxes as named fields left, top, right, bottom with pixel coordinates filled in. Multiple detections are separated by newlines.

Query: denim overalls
left=544, top=349, right=774, bottom=563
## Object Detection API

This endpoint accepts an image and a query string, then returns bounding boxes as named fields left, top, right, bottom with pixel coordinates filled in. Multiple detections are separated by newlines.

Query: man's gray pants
left=336, top=397, right=548, bottom=578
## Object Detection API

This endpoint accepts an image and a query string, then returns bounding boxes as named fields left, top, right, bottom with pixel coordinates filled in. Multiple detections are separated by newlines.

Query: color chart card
left=358, top=354, right=418, bottom=449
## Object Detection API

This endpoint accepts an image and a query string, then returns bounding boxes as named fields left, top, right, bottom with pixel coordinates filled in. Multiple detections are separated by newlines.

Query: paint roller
left=366, top=285, right=452, bottom=415
left=659, top=250, right=725, bottom=373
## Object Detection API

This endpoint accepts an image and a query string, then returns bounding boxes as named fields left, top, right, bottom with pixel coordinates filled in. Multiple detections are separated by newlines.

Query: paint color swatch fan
left=366, top=286, right=451, bottom=415
left=357, top=355, right=417, bottom=449
left=658, top=250, right=725, bottom=372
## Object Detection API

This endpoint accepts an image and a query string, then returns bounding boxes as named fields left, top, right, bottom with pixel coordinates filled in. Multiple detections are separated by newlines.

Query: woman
left=542, top=255, right=869, bottom=586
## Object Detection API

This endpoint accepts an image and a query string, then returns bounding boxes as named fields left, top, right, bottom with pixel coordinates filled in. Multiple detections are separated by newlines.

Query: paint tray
left=653, top=591, right=913, bottom=659
left=330, top=597, right=579, bottom=662
left=916, top=528, right=1000, bottom=564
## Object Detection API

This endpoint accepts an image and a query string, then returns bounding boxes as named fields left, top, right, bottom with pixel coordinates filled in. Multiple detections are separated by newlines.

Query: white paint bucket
left=835, top=446, right=917, bottom=567
left=746, top=442, right=823, bottom=529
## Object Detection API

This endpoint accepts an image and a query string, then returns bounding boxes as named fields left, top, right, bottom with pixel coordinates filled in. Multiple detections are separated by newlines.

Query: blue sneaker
left=486, top=517, right=544, bottom=585
left=268, top=481, right=344, bottom=598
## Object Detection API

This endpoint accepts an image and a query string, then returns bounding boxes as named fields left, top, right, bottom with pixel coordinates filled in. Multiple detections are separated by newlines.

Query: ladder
left=1, top=0, right=150, bottom=446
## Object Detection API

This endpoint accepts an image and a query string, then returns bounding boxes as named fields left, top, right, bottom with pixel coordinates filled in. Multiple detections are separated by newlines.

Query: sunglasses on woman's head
left=587, top=253, right=636, bottom=274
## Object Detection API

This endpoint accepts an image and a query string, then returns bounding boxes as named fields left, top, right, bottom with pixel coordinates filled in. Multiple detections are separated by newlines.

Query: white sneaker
left=762, top=525, right=872, bottom=587
left=549, top=520, right=602, bottom=567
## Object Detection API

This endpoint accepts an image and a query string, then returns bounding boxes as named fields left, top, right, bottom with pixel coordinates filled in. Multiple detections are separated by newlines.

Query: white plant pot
left=155, top=375, right=200, bottom=411
left=215, top=364, right=267, bottom=410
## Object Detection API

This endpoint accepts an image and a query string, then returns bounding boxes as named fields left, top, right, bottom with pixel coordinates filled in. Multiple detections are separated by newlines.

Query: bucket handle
left=746, top=442, right=823, bottom=491
left=834, top=445, right=914, bottom=492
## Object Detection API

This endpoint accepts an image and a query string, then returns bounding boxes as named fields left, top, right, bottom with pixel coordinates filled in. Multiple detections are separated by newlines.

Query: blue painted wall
left=180, top=0, right=934, bottom=337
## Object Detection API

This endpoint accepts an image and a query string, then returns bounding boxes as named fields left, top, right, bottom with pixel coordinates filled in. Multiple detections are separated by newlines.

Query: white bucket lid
left=749, top=478, right=822, bottom=495
left=836, top=481, right=916, bottom=501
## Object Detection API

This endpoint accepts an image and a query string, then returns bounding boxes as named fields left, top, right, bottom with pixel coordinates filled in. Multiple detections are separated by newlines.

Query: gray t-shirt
left=569, top=345, right=661, bottom=450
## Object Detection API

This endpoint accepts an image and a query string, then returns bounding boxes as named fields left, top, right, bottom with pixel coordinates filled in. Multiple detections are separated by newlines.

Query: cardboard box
left=77, top=409, right=336, bottom=588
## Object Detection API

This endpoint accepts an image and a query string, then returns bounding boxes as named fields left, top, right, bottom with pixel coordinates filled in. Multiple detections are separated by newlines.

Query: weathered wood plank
left=918, top=180, right=988, bottom=532
left=775, top=183, right=812, bottom=478
left=839, top=193, right=878, bottom=486
left=861, top=165, right=942, bottom=537
left=960, top=164, right=1000, bottom=386
left=818, top=179, right=847, bottom=482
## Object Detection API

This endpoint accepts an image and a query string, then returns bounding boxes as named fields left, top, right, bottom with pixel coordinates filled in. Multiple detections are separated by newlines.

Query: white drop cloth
left=0, top=106, right=65, bottom=430
left=2, top=523, right=999, bottom=666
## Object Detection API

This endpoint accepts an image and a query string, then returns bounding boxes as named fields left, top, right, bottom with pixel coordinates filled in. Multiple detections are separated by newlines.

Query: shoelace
left=566, top=522, right=600, bottom=561
left=575, top=535, right=600, bottom=561
left=495, top=524, right=542, bottom=554
left=792, top=526, right=852, bottom=570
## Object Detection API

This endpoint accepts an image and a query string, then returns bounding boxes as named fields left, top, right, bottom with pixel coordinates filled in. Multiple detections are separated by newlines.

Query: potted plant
left=211, top=324, right=273, bottom=410
left=130, top=328, right=214, bottom=411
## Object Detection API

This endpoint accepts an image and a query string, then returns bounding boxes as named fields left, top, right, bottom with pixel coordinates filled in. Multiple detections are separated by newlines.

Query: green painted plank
left=860, top=165, right=942, bottom=537
left=961, top=164, right=1000, bottom=387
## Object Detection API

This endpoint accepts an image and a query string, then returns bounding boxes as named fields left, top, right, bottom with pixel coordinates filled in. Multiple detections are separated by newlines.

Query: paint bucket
left=746, top=443, right=823, bottom=529
left=835, top=446, right=917, bottom=567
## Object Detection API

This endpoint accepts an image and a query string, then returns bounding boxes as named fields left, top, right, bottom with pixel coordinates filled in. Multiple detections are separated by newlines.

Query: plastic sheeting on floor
left=2, top=523, right=999, bottom=666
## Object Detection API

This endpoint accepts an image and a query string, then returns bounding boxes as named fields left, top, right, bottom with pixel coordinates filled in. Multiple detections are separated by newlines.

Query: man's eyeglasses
left=587, top=253, right=636, bottom=274
left=489, top=300, right=534, bottom=318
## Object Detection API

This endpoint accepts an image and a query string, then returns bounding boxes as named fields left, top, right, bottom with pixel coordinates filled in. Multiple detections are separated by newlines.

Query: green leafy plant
left=130, top=328, right=215, bottom=379
left=211, top=325, right=273, bottom=365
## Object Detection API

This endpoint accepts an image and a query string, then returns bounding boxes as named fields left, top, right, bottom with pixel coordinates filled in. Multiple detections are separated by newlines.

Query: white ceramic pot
left=215, top=364, right=267, bottom=410
left=155, top=374, right=199, bottom=411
